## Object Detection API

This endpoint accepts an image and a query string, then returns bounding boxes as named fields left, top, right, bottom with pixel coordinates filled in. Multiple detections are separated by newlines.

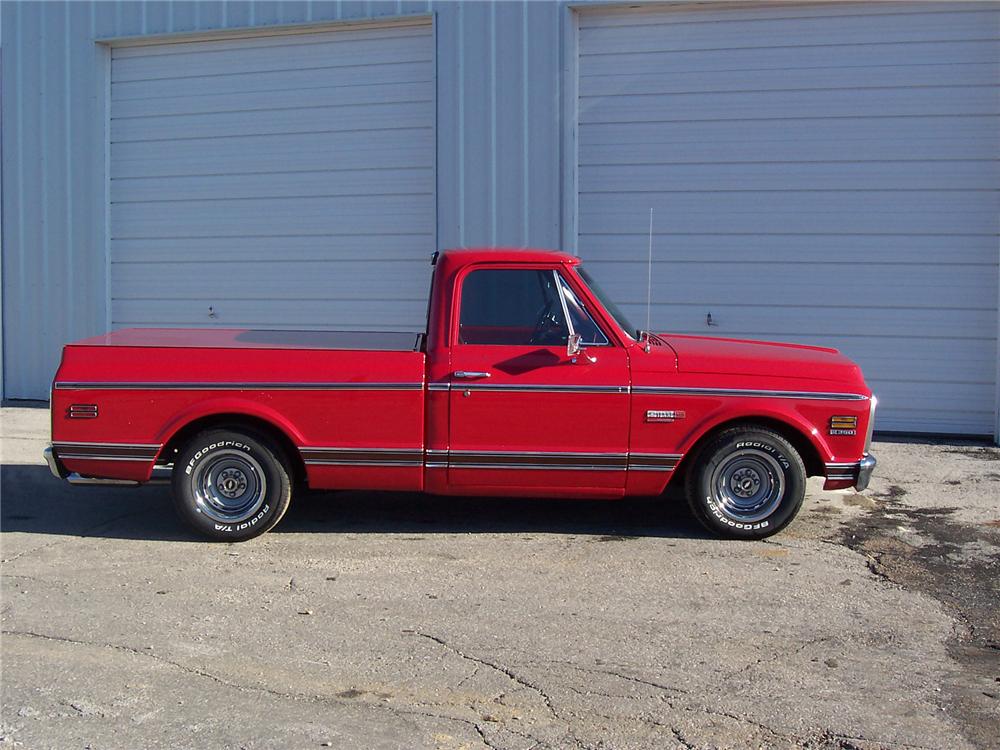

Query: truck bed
left=51, top=328, right=427, bottom=490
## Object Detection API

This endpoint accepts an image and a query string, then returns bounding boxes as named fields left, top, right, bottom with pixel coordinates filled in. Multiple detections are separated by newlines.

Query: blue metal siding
left=1, top=0, right=566, bottom=399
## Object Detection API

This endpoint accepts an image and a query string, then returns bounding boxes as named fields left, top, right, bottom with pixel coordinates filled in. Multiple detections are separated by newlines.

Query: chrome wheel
left=191, top=449, right=267, bottom=524
left=710, top=448, right=785, bottom=523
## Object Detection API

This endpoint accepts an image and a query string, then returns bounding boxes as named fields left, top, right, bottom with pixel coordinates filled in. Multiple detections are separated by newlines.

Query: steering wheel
left=528, top=300, right=563, bottom=345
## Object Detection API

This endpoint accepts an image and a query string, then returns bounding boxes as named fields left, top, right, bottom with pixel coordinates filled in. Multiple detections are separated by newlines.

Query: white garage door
left=110, top=20, right=434, bottom=334
left=577, top=3, right=1000, bottom=435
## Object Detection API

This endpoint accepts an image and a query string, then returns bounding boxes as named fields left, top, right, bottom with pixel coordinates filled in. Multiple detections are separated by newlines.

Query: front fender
left=676, top=400, right=836, bottom=466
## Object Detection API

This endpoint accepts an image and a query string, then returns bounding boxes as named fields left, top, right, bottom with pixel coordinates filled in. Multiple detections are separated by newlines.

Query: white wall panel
left=577, top=2, right=1000, bottom=435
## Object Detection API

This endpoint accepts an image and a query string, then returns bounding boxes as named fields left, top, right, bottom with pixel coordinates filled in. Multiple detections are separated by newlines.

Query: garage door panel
left=578, top=5, right=999, bottom=434
left=581, top=190, right=993, bottom=218
left=113, top=28, right=431, bottom=81
left=579, top=3, right=989, bottom=29
left=580, top=137, right=996, bottom=165
left=579, top=117, right=996, bottom=151
left=579, top=234, right=997, bottom=266
left=112, top=297, right=431, bottom=330
left=114, top=77, right=431, bottom=119
left=112, top=259, right=432, bottom=301
left=580, top=159, right=999, bottom=192
left=111, top=234, right=434, bottom=264
left=112, top=99, right=434, bottom=143
left=580, top=209, right=995, bottom=237
left=579, top=8, right=996, bottom=53
left=584, top=40, right=999, bottom=78
left=579, top=63, right=999, bottom=97
left=113, top=194, right=434, bottom=239
left=112, top=134, right=433, bottom=178
left=111, top=60, right=428, bottom=100
left=111, top=168, right=433, bottom=203
left=592, top=263, right=996, bottom=310
left=110, top=22, right=434, bottom=334
left=579, top=87, right=999, bottom=124
left=113, top=22, right=429, bottom=60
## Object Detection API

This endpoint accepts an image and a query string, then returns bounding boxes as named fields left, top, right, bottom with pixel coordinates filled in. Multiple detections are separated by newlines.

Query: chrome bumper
left=825, top=453, right=877, bottom=491
left=855, top=453, right=877, bottom=492
left=43, top=446, right=67, bottom=479
left=43, top=444, right=171, bottom=486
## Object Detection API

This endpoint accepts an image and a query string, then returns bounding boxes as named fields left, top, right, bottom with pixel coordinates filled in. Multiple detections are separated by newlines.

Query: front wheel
left=172, top=428, right=293, bottom=541
left=685, top=426, right=806, bottom=539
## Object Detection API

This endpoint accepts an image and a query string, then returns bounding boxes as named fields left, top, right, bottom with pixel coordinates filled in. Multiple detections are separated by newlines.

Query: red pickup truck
left=45, top=248, right=876, bottom=541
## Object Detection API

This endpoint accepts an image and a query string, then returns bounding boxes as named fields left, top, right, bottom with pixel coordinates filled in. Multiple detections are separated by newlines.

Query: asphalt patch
left=836, top=492, right=1000, bottom=749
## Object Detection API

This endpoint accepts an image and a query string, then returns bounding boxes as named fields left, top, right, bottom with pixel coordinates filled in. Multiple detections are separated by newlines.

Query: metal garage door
left=577, top=3, right=1000, bottom=435
left=109, top=20, right=434, bottom=334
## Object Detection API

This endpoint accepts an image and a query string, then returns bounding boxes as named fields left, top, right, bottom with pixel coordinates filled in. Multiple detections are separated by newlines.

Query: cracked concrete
left=2, top=406, right=998, bottom=749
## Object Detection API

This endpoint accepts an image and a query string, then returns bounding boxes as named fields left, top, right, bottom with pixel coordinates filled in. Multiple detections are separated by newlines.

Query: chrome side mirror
left=567, top=333, right=582, bottom=358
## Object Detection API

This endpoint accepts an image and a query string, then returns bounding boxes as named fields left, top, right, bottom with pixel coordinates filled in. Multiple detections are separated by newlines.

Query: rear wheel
left=172, top=428, right=292, bottom=541
left=685, top=426, right=806, bottom=539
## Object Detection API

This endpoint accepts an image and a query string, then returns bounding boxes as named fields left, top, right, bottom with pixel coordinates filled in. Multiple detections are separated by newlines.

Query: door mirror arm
left=568, top=334, right=597, bottom=364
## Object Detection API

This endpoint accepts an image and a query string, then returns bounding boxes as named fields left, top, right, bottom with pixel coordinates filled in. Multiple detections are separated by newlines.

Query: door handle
left=453, top=371, right=492, bottom=379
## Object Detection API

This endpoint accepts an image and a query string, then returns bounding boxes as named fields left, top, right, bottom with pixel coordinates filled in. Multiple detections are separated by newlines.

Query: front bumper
left=824, top=453, right=877, bottom=491
left=855, top=454, right=877, bottom=491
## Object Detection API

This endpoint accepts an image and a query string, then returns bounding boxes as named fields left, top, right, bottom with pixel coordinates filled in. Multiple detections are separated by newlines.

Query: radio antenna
left=646, top=207, right=654, bottom=333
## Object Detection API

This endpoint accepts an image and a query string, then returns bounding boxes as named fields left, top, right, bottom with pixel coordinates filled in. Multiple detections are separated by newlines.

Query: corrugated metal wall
left=1, top=0, right=566, bottom=399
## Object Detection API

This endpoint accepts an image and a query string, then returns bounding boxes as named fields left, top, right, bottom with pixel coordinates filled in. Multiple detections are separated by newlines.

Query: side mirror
left=567, top=333, right=582, bottom=358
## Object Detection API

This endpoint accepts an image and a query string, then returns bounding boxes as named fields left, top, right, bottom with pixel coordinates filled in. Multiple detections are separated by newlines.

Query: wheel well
left=159, top=414, right=306, bottom=483
left=674, top=417, right=825, bottom=481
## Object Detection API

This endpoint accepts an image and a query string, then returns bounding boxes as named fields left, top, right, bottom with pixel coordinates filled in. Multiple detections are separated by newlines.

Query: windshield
left=577, top=266, right=637, bottom=340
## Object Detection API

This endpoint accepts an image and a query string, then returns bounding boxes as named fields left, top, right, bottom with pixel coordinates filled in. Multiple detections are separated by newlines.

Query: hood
left=659, top=333, right=863, bottom=385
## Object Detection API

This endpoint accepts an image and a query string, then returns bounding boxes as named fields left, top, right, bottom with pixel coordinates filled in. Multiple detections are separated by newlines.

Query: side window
left=557, top=274, right=610, bottom=346
left=459, top=269, right=568, bottom=345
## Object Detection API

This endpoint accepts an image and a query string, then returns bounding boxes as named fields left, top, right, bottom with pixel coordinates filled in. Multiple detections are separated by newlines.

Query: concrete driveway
left=1, top=406, right=998, bottom=750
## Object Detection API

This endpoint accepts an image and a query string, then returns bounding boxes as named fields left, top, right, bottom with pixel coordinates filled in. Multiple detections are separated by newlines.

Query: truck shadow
left=1, top=464, right=708, bottom=543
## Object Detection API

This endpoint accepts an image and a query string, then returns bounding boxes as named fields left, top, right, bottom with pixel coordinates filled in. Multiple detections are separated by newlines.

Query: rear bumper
left=43, top=446, right=68, bottom=479
left=824, top=453, right=877, bottom=491
left=43, top=444, right=170, bottom=486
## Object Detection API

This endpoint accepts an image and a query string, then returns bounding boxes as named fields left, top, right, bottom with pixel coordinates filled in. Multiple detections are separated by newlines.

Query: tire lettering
left=185, top=441, right=251, bottom=475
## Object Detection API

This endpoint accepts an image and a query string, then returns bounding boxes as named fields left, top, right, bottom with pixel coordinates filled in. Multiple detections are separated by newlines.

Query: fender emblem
left=646, top=409, right=685, bottom=423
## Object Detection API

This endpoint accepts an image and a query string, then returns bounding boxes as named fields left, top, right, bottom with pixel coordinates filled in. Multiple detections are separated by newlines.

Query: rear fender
left=154, top=398, right=308, bottom=461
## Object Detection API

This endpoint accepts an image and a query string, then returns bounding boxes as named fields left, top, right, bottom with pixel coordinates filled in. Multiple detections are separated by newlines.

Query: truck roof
left=439, top=248, right=579, bottom=266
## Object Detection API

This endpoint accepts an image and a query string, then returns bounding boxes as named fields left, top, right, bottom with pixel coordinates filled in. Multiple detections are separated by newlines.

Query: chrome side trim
left=53, top=441, right=161, bottom=463
left=427, top=383, right=451, bottom=392
left=54, top=382, right=424, bottom=391
left=53, top=440, right=161, bottom=449
left=306, top=460, right=423, bottom=467
left=627, top=452, right=683, bottom=472
left=297, top=446, right=684, bottom=472
left=449, top=463, right=623, bottom=472
left=451, top=383, right=629, bottom=394
left=67, top=474, right=140, bottom=486
left=301, top=446, right=424, bottom=468
left=56, top=455, right=155, bottom=462
left=633, top=386, right=869, bottom=401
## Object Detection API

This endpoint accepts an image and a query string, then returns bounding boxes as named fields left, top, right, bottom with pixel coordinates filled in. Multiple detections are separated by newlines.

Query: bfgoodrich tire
left=685, top=426, right=806, bottom=540
left=172, top=428, right=292, bottom=541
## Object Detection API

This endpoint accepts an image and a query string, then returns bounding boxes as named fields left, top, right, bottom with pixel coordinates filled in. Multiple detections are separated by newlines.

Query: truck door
left=447, top=265, right=630, bottom=493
